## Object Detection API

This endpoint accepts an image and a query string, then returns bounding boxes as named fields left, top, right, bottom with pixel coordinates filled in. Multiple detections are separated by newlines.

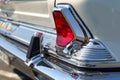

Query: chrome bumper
left=0, top=17, right=120, bottom=80
left=1, top=35, right=120, bottom=80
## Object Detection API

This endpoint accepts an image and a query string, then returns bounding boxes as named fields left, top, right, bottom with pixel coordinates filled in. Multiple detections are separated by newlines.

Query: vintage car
left=0, top=0, right=120, bottom=80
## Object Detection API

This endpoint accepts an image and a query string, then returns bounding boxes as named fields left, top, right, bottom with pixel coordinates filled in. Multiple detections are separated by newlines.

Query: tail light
left=53, top=11, right=74, bottom=47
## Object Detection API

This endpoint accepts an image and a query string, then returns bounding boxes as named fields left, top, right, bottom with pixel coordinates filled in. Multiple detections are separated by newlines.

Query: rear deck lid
left=0, top=0, right=55, bottom=28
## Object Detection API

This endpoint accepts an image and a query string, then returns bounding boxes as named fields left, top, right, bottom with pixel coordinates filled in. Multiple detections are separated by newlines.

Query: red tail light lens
left=53, top=11, right=74, bottom=47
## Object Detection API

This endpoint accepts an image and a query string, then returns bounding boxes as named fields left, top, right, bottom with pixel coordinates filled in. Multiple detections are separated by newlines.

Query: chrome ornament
left=73, top=39, right=115, bottom=62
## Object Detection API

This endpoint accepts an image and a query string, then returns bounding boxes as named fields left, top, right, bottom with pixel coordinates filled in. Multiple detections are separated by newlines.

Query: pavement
left=0, top=60, right=32, bottom=80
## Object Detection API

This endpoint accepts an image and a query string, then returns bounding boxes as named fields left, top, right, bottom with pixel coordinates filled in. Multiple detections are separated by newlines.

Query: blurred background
left=0, top=60, right=32, bottom=80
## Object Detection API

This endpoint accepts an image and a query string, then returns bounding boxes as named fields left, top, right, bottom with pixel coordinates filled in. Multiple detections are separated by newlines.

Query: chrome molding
left=1, top=34, right=120, bottom=79
left=0, top=35, right=26, bottom=61
left=73, top=39, right=115, bottom=62
left=0, top=17, right=56, bottom=48
left=0, top=35, right=75, bottom=80
left=1, top=4, right=120, bottom=80
left=34, top=61, right=75, bottom=80
left=48, top=38, right=118, bottom=68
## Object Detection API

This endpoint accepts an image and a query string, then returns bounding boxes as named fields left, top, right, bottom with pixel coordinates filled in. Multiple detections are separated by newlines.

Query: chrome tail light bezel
left=53, top=4, right=93, bottom=48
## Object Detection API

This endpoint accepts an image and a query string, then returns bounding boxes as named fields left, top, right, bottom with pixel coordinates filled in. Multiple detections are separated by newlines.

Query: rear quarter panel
left=56, top=0, right=120, bottom=61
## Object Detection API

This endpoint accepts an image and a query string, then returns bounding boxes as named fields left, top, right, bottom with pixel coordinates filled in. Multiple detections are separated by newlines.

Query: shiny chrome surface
left=0, top=35, right=26, bottom=61
left=1, top=34, right=120, bottom=80
left=0, top=35, right=35, bottom=79
left=34, top=63, right=74, bottom=80
left=0, top=1, right=120, bottom=80
left=74, top=39, right=115, bottom=61
left=57, top=4, right=93, bottom=39
left=0, top=35, right=75, bottom=80
left=0, top=17, right=56, bottom=47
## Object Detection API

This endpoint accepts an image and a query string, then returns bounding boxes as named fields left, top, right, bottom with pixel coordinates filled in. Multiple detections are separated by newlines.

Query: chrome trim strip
left=10, top=35, right=30, bottom=45
left=0, top=17, right=56, bottom=47
left=0, top=35, right=26, bottom=61
left=68, top=5, right=93, bottom=39
left=34, top=62, right=75, bottom=80
left=0, top=35, right=75, bottom=80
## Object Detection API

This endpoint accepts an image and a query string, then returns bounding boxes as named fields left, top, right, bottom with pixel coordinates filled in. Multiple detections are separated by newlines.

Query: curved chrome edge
left=0, top=17, right=56, bottom=46
left=34, top=61, right=75, bottom=80
left=1, top=34, right=120, bottom=80
left=0, top=35, right=26, bottom=61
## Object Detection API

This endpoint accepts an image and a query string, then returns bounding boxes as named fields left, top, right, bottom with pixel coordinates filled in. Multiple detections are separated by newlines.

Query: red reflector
left=37, top=32, right=43, bottom=38
left=53, top=11, right=74, bottom=47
